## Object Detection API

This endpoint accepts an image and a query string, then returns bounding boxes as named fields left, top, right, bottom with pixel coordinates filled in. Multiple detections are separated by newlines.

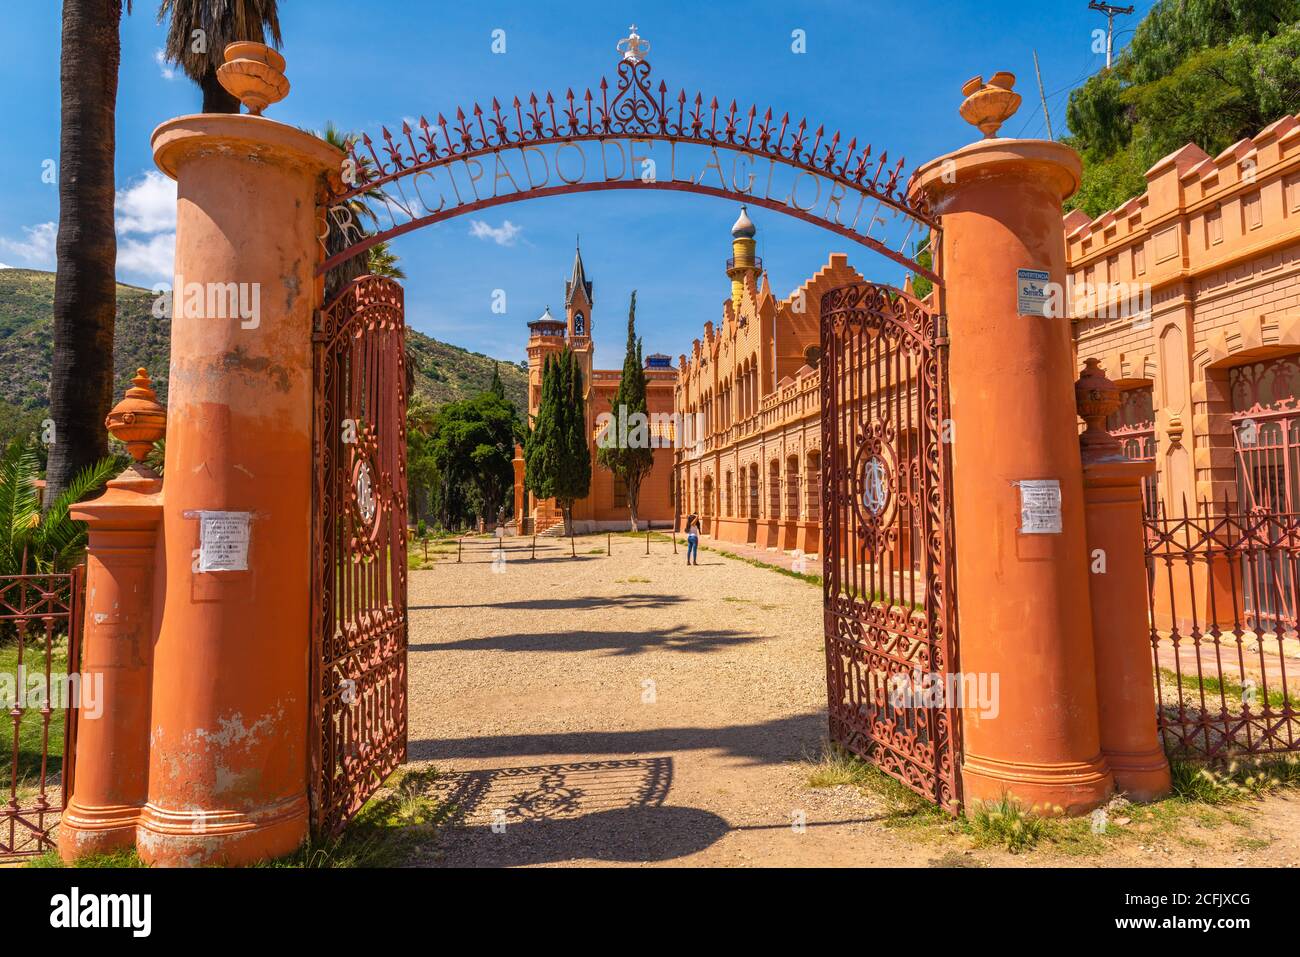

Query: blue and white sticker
left=1016, top=268, right=1051, bottom=317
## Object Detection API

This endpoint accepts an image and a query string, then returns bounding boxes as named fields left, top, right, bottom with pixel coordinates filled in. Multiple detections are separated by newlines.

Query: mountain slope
left=0, top=269, right=527, bottom=440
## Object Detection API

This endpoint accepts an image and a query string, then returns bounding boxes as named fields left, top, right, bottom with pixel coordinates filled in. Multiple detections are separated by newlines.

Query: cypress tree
left=524, top=348, right=590, bottom=535
left=597, top=291, right=654, bottom=530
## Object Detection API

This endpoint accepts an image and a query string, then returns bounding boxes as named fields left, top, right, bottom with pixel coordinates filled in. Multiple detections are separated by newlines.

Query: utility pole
left=1032, top=50, right=1054, bottom=141
left=1089, top=1, right=1134, bottom=69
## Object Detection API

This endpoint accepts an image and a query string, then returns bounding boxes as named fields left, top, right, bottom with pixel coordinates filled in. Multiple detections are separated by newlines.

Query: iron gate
left=311, top=274, right=409, bottom=835
left=2, top=568, right=84, bottom=859
left=820, top=282, right=961, bottom=810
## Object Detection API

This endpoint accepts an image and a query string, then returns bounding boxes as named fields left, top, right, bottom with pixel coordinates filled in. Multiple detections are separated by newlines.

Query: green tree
left=597, top=292, right=654, bottom=530
left=427, top=389, right=519, bottom=529
left=1064, top=1, right=1300, bottom=216
left=157, top=0, right=282, bottom=113
left=525, top=349, right=590, bottom=536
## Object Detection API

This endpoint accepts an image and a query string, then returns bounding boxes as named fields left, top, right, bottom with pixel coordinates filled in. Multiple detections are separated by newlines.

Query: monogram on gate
left=862, top=455, right=890, bottom=516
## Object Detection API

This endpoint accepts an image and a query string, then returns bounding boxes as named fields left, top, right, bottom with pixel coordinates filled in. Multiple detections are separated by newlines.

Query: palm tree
left=47, top=0, right=129, bottom=512
left=157, top=0, right=282, bottom=113
left=0, top=439, right=116, bottom=576
left=368, top=241, right=406, bottom=280
left=316, top=122, right=403, bottom=299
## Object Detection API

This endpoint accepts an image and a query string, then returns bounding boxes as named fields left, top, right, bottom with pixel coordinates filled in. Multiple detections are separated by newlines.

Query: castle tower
left=526, top=305, right=567, bottom=418
left=565, top=242, right=595, bottom=397
left=725, top=206, right=760, bottom=302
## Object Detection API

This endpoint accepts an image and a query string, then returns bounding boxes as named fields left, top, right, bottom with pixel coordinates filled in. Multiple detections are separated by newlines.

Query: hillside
left=0, top=269, right=527, bottom=441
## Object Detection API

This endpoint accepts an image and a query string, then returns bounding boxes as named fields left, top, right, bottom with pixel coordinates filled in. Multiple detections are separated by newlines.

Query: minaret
left=726, top=206, right=760, bottom=302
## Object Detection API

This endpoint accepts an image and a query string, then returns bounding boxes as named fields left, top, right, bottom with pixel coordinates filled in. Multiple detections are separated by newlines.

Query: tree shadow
left=411, top=593, right=688, bottom=612
left=408, top=622, right=759, bottom=656
left=409, top=711, right=826, bottom=766
left=419, top=756, right=732, bottom=866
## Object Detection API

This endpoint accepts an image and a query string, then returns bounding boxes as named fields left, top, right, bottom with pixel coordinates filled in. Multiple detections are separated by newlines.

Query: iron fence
left=1, top=567, right=83, bottom=860
left=1146, top=508, right=1300, bottom=760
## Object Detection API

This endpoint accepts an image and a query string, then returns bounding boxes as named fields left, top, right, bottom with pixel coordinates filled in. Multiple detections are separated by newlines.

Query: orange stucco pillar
left=913, top=136, right=1114, bottom=813
left=138, top=115, right=340, bottom=866
left=58, top=466, right=162, bottom=859
left=1077, top=361, right=1171, bottom=800
left=513, top=445, right=526, bottom=532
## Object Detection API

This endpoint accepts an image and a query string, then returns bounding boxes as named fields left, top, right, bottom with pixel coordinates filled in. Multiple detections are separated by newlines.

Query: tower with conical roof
left=564, top=241, right=595, bottom=413
left=725, top=206, right=761, bottom=302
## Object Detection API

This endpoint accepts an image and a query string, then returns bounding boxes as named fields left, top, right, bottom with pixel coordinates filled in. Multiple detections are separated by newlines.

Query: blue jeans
left=687, top=535, right=698, bottom=562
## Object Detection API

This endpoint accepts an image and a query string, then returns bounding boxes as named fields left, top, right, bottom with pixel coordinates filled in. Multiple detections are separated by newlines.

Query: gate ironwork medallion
left=820, top=281, right=961, bottom=811
left=311, top=274, right=409, bottom=834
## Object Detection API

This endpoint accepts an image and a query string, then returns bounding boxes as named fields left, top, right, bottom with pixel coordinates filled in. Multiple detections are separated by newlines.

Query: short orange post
left=912, top=74, right=1113, bottom=814
left=1077, top=360, right=1171, bottom=800
left=58, top=371, right=165, bottom=860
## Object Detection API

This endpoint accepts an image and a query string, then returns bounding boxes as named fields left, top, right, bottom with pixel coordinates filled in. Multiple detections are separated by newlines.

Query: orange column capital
left=911, top=132, right=1113, bottom=814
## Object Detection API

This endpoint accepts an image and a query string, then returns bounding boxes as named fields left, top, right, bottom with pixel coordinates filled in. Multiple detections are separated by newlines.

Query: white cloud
left=468, top=219, right=523, bottom=246
left=116, top=233, right=176, bottom=286
left=155, top=49, right=177, bottom=81
left=0, top=263, right=11, bottom=270
left=0, top=221, right=57, bottom=269
left=116, top=170, right=176, bottom=235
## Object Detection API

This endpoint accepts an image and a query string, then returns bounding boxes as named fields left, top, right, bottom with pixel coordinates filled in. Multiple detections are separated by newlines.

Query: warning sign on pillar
left=197, top=511, right=252, bottom=571
left=1015, top=480, right=1062, bottom=534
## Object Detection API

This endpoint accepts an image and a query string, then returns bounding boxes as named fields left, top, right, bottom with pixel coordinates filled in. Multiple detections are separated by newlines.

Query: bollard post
left=607, top=531, right=611, bottom=556
left=645, top=526, right=650, bottom=555
left=532, top=534, right=536, bottom=560
left=457, top=538, right=462, bottom=563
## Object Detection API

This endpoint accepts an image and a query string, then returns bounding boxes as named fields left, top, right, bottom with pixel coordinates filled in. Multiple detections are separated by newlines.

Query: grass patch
left=1159, top=666, right=1300, bottom=711
left=263, top=766, right=448, bottom=868
left=707, top=545, right=822, bottom=586
left=28, top=846, right=146, bottom=868
left=1167, top=755, right=1300, bottom=804
left=0, top=638, right=70, bottom=793
left=616, top=576, right=651, bottom=584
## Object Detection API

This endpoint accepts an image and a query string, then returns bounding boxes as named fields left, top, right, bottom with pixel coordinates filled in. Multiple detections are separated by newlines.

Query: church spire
left=565, top=240, right=593, bottom=308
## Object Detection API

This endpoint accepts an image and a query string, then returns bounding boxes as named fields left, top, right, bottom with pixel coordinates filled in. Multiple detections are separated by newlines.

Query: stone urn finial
left=1075, top=358, right=1123, bottom=463
left=216, top=41, right=289, bottom=116
left=106, top=368, right=167, bottom=465
left=959, top=72, right=1021, bottom=138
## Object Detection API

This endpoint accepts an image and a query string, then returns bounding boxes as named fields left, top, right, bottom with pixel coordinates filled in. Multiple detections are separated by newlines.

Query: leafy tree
left=48, top=0, right=128, bottom=512
left=424, top=389, right=519, bottom=529
left=157, top=0, right=282, bottom=113
left=1065, top=1, right=1300, bottom=216
left=525, top=349, right=590, bottom=536
left=0, top=438, right=115, bottom=576
left=597, top=292, right=654, bottom=530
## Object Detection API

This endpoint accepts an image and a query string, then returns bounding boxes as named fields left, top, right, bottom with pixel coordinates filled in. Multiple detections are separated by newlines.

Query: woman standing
left=684, top=512, right=701, bottom=566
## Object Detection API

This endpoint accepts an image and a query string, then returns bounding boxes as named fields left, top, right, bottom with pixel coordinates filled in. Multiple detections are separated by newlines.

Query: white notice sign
left=1016, top=480, right=1062, bottom=535
left=198, top=511, right=251, bottom=572
left=1016, top=268, right=1051, bottom=317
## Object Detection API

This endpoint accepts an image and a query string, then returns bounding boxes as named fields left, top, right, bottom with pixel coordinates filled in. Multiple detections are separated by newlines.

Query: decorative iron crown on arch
left=320, top=28, right=941, bottom=285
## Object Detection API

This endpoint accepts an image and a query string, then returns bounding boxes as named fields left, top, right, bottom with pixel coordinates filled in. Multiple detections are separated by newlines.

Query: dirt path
left=405, top=535, right=1300, bottom=867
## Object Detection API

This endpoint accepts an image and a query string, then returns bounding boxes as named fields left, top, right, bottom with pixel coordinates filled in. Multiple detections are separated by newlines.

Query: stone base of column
left=961, top=751, right=1113, bottom=815
left=1104, top=745, right=1173, bottom=802
left=135, top=794, right=309, bottom=867
left=57, top=802, right=140, bottom=858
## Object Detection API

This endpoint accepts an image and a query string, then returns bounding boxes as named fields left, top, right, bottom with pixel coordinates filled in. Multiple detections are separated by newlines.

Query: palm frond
left=0, top=439, right=42, bottom=575
left=32, top=457, right=117, bottom=571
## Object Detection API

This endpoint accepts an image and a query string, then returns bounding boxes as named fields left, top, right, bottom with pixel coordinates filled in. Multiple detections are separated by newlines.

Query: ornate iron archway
left=820, top=281, right=961, bottom=810
left=317, top=27, right=941, bottom=286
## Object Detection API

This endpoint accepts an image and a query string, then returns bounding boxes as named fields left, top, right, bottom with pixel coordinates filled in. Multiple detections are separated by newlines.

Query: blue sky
left=0, top=0, right=1153, bottom=370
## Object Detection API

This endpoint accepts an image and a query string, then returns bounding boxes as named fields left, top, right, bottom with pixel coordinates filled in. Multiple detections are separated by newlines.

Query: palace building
left=675, top=109, right=1300, bottom=553
left=673, top=207, right=862, bottom=556
left=523, top=245, right=678, bottom=532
